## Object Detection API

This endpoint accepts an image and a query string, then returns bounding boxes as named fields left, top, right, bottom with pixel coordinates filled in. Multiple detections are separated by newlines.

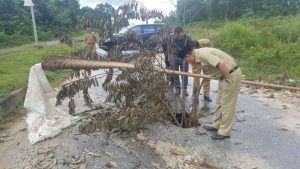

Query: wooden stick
left=42, top=56, right=300, bottom=91
left=241, top=80, right=299, bottom=91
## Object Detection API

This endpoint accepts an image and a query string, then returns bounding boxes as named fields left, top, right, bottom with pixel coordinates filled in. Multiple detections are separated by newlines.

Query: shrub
left=240, top=8, right=256, bottom=19
left=0, top=31, right=10, bottom=43
left=0, top=32, right=32, bottom=48
left=212, top=22, right=260, bottom=58
left=37, top=31, right=54, bottom=41
left=271, top=25, right=300, bottom=43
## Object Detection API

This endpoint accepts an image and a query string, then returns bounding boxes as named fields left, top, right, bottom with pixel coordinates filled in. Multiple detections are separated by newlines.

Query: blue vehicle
left=99, top=23, right=166, bottom=51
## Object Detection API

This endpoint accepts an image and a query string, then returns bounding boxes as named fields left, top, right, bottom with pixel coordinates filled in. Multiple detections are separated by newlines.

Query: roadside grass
left=0, top=31, right=84, bottom=49
left=188, top=15, right=300, bottom=86
left=0, top=37, right=84, bottom=128
left=0, top=42, right=83, bottom=97
left=187, top=20, right=224, bottom=40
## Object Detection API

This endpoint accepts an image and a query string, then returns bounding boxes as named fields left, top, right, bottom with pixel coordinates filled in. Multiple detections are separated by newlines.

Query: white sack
left=24, top=63, right=80, bottom=144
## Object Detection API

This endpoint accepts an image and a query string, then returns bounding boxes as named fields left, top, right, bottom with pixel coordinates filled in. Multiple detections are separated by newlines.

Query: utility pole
left=24, top=0, right=38, bottom=44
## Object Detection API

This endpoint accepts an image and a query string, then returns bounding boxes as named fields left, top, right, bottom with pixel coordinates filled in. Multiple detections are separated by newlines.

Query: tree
left=177, top=0, right=208, bottom=25
left=47, top=0, right=80, bottom=31
left=94, top=3, right=115, bottom=20
left=162, top=10, right=177, bottom=27
left=171, top=0, right=300, bottom=22
left=0, top=0, right=30, bottom=35
left=262, top=0, right=300, bottom=17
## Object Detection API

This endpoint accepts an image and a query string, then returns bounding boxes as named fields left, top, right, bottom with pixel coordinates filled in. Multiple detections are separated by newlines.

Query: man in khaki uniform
left=183, top=46, right=241, bottom=140
left=84, top=27, right=97, bottom=58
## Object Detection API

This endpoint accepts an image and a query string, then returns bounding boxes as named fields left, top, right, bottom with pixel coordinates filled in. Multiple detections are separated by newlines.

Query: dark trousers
left=170, top=56, right=188, bottom=89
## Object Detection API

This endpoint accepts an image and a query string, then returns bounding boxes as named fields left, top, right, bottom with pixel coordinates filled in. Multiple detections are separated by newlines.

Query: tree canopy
left=2, top=0, right=299, bottom=47
left=165, top=0, right=300, bottom=25
left=0, top=0, right=119, bottom=45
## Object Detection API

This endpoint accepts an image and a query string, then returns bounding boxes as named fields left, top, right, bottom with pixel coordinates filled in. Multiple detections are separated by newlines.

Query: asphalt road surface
left=0, top=69, right=299, bottom=169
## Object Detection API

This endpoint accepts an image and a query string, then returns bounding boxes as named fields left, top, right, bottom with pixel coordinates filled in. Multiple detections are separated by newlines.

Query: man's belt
left=220, top=65, right=239, bottom=80
left=229, top=65, right=239, bottom=74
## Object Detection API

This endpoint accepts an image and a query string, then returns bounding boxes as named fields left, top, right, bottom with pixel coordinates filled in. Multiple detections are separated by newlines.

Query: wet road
left=145, top=78, right=300, bottom=169
left=1, top=67, right=299, bottom=168
left=60, top=68, right=300, bottom=169
left=67, top=68, right=300, bottom=168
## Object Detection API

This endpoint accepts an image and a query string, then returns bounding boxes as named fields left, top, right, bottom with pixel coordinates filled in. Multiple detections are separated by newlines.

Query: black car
left=99, top=23, right=167, bottom=51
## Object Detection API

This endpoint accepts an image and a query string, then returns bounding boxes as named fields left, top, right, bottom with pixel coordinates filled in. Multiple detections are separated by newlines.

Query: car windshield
left=118, top=25, right=135, bottom=34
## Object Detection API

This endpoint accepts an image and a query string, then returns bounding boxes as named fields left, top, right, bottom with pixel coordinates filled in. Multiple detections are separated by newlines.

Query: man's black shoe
left=204, top=96, right=212, bottom=102
left=211, top=134, right=230, bottom=140
left=203, top=126, right=218, bottom=132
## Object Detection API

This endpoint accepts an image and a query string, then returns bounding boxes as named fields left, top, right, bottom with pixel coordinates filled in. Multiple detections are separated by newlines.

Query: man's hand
left=217, top=61, right=230, bottom=80
left=225, top=77, right=233, bottom=83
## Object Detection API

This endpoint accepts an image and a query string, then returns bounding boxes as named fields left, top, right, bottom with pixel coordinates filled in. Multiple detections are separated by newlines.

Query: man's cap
left=197, top=39, right=211, bottom=47
left=174, top=27, right=184, bottom=34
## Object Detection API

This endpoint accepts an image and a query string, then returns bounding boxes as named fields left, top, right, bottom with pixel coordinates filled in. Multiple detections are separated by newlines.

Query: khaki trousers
left=86, top=44, right=96, bottom=53
left=192, top=63, right=211, bottom=113
left=213, top=68, right=241, bottom=136
left=192, top=63, right=210, bottom=98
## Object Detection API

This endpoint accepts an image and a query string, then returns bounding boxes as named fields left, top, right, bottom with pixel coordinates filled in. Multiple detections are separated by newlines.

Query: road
left=0, top=70, right=299, bottom=168
left=0, top=40, right=60, bottom=55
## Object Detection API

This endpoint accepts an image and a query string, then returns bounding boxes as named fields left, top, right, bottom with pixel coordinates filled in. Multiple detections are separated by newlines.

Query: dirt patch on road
left=241, top=86, right=300, bottom=115
left=241, top=85, right=300, bottom=133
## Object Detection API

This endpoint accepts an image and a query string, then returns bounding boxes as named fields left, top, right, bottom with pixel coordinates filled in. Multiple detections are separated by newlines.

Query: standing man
left=162, top=27, right=173, bottom=69
left=167, top=27, right=195, bottom=95
left=183, top=47, right=242, bottom=140
left=162, top=27, right=174, bottom=86
left=193, top=39, right=212, bottom=102
left=84, top=27, right=97, bottom=59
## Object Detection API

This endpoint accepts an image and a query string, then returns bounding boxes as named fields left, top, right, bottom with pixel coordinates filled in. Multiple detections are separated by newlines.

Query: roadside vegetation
left=0, top=43, right=83, bottom=97
left=0, top=0, right=125, bottom=48
left=187, top=15, right=300, bottom=85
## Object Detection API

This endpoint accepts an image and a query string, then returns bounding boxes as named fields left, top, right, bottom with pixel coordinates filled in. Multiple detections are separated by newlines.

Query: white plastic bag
left=24, top=63, right=80, bottom=144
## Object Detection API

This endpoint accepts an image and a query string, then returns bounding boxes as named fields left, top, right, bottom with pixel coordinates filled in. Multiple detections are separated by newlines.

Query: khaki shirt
left=195, top=47, right=237, bottom=79
left=84, top=32, right=97, bottom=44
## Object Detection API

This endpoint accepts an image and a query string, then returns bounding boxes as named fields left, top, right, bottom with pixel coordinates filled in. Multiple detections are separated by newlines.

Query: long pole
left=30, top=6, right=38, bottom=43
left=41, top=56, right=300, bottom=91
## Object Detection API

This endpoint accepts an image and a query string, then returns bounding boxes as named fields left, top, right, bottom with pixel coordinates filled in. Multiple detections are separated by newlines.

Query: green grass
left=187, top=15, right=300, bottom=86
left=187, top=21, right=224, bottom=40
left=0, top=43, right=83, bottom=97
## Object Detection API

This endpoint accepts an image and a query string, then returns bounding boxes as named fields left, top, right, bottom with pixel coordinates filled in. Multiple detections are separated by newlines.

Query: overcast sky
left=79, top=0, right=176, bottom=15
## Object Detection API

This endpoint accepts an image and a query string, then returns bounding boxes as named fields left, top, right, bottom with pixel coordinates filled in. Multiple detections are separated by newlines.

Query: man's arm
left=216, top=61, right=231, bottom=82
left=186, top=35, right=196, bottom=48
